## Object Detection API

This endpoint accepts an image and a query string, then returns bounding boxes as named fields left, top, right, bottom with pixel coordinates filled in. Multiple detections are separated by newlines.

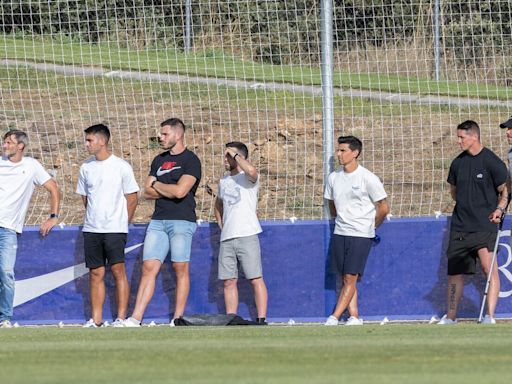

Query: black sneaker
left=256, top=317, right=268, bottom=325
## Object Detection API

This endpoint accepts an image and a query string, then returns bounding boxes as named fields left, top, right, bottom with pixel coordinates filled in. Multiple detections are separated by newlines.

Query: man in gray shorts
left=214, top=141, right=268, bottom=324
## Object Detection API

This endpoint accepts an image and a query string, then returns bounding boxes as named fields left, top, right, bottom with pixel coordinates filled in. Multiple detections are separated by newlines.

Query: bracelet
left=496, top=206, right=506, bottom=213
left=151, top=179, right=157, bottom=188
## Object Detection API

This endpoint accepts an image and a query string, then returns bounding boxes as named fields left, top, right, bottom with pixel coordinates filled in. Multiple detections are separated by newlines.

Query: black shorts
left=83, top=232, right=127, bottom=269
left=330, top=234, right=373, bottom=277
left=446, top=231, right=497, bottom=275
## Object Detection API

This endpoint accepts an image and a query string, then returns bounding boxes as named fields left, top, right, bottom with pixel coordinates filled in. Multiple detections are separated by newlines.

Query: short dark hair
left=161, top=118, right=186, bottom=131
left=3, top=129, right=29, bottom=148
left=457, top=120, right=480, bottom=138
left=338, top=135, right=362, bottom=157
left=84, top=124, right=110, bottom=143
left=226, top=141, right=249, bottom=158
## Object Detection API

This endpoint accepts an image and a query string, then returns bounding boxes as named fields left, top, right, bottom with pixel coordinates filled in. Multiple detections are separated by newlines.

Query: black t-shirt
left=149, top=149, right=202, bottom=222
left=447, top=147, right=507, bottom=232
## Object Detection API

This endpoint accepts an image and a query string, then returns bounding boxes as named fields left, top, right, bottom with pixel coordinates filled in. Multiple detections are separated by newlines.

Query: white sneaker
left=0, top=320, right=13, bottom=328
left=169, top=319, right=176, bottom=327
left=122, top=317, right=141, bottom=328
left=481, top=315, right=496, bottom=325
left=324, top=315, right=339, bottom=326
left=83, top=319, right=99, bottom=328
left=345, top=316, right=363, bottom=326
left=437, top=314, right=457, bottom=325
left=111, top=318, right=125, bottom=328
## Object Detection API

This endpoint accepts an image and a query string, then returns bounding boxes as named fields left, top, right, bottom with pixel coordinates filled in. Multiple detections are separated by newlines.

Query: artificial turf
left=1, top=323, right=512, bottom=384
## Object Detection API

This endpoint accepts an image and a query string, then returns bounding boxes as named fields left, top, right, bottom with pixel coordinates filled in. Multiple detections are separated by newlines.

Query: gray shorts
left=218, top=235, right=262, bottom=280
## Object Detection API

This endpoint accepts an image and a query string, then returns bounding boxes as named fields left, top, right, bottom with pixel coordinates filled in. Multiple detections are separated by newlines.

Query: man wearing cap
left=438, top=120, right=508, bottom=325
left=500, top=116, right=512, bottom=174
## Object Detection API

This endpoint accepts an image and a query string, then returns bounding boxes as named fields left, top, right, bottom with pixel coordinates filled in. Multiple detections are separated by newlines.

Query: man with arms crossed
left=124, top=118, right=201, bottom=327
left=438, top=120, right=508, bottom=325
left=77, top=124, right=139, bottom=328
left=214, top=142, right=268, bottom=325
left=0, top=129, right=61, bottom=328
left=324, top=135, right=389, bottom=326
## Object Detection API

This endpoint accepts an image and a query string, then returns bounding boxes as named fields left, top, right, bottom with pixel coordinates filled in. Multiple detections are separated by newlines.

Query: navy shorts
left=83, top=232, right=127, bottom=269
left=446, top=231, right=497, bottom=275
left=330, top=234, right=373, bottom=276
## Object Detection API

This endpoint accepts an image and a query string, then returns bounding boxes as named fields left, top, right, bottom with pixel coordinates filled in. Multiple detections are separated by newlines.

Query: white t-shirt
left=76, top=154, right=139, bottom=233
left=324, top=165, right=387, bottom=238
left=0, top=156, right=52, bottom=233
left=218, top=171, right=262, bottom=242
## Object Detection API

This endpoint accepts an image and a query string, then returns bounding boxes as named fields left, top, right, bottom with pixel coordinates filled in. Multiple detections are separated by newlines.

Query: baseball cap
left=499, top=116, right=512, bottom=128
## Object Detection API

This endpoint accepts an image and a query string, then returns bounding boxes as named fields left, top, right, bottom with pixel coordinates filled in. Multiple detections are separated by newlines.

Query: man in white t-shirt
left=214, top=141, right=268, bottom=324
left=323, top=135, right=389, bottom=326
left=76, top=124, right=139, bottom=328
left=0, top=129, right=61, bottom=328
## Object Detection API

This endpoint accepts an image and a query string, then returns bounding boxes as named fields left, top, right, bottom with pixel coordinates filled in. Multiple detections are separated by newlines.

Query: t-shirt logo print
left=156, top=161, right=181, bottom=177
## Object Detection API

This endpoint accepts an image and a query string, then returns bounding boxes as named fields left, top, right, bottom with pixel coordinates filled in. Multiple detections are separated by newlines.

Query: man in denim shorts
left=214, top=142, right=268, bottom=324
left=124, top=118, right=201, bottom=327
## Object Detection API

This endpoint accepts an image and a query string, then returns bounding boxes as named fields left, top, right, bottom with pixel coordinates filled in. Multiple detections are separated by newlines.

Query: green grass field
left=1, top=324, right=512, bottom=384
left=2, top=35, right=512, bottom=101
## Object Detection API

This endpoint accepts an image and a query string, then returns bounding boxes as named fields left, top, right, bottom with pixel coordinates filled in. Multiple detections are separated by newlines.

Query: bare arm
left=328, top=200, right=337, bottom=218
left=489, top=182, right=508, bottom=224
left=143, top=176, right=162, bottom=200
left=81, top=195, right=87, bottom=209
left=450, top=184, right=456, bottom=201
left=225, top=147, right=258, bottom=183
left=214, top=197, right=224, bottom=229
left=40, top=179, right=61, bottom=236
left=152, top=175, right=197, bottom=200
left=125, top=192, right=138, bottom=223
left=375, top=198, right=390, bottom=228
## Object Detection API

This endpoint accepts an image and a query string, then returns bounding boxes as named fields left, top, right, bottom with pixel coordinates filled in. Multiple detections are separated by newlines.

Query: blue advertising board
left=11, top=217, right=512, bottom=324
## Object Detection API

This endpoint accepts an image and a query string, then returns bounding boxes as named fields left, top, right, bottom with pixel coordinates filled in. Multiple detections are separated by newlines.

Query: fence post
left=321, top=0, right=334, bottom=219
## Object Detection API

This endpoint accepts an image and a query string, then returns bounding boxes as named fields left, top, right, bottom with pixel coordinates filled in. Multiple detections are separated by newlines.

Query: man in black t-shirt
left=438, top=120, right=508, bottom=325
left=124, top=118, right=201, bottom=327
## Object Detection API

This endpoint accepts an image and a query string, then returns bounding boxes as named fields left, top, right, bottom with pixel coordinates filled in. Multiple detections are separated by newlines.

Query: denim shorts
left=143, top=220, right=197, bottom=263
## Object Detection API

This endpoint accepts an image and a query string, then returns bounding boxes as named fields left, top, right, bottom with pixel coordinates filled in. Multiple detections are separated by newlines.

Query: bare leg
left=172, top=262, right=190, bottom=319
left=250, top=277, right=268, bottom=318
left=446, top=274, right=464, bottom=320
left=478, top=247, right=500, bottom=317
left=89, top=266, right=106, bottom=325
left=332, top=274, right=358, bottom=319
left=110, top=262, right=129, bottom=320
left=347, top=288, right=359, bottom=318
left=131, top=260, right=161, bottom=321
left=223, top=278, right=238, bottom=314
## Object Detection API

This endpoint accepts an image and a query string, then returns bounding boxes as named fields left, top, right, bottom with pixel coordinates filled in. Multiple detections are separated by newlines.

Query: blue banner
left=11, top=218, right=512, bottom=323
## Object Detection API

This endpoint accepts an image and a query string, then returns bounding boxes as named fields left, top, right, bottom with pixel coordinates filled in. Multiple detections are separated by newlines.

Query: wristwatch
left=49, top=213, right=59, bottom=219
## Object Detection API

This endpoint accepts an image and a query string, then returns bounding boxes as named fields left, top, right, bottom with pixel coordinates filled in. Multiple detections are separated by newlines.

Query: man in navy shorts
left=323, top=135, right=389, bottom=326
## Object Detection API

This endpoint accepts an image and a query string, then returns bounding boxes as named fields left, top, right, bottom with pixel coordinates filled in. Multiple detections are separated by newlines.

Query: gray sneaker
left=481, top=315, right=496, bottom=325
left=0, top=320, right=13, bottom=328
